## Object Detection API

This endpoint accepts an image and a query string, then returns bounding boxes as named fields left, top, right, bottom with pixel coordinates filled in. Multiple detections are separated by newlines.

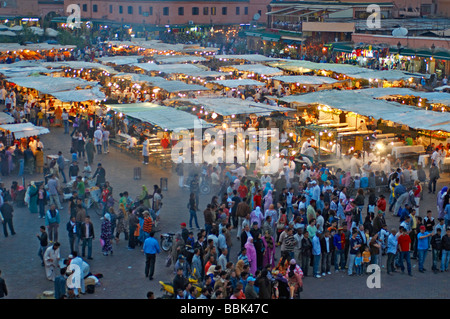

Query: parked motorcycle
left=160, top=232, right=175, bottom=252
left=159, top=273, right=202, bottom=298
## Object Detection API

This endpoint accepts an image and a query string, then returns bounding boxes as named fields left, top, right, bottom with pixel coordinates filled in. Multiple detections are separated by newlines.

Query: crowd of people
left=138, top=137, right=449, bottom=299
left=0, top=36, right=449, bottom=299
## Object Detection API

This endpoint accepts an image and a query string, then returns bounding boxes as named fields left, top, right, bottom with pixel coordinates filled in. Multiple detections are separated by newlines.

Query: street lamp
left=431, top=43, right=435, bottom=53
left=397, top=41, right=402, bottom=54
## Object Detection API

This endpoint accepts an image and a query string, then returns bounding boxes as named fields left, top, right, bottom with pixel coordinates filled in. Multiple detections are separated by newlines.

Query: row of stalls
left=1, top=41, right=449, bottom=174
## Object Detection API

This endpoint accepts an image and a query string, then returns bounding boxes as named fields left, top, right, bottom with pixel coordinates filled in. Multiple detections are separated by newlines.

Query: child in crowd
left=355, top=252, right=363, bottom=276
left=362, top=246, right=371, bottom=274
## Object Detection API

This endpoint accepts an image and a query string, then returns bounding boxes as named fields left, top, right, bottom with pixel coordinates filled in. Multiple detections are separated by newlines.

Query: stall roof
left=271, top=75, right=339, bottom=85
left=0, top=65, right=59, bottom=77
left=355, top=87, right=450, bottom=106
left=8, top=75, right=99, bottom=94
left=0, top=122, right=50, bottom=138
left=132, top=62, right=223, bottom=78
left=152, top=54, right=207, bottom=64
left=278, top=90, right=450, bottom=132
left=0, top=112, right=15, bottom=124
left=213, top=54, right=281, bottom=63
left=208, top=79, right=266, bottom=88
left=227, top=64, right=283, bottom=76
left=106, top=102, right=214, bottom=132
left=141, top=76, right=209, bottom=93
left=97, top=55, right=143, bottom=65
left=50, top=87, right=106, bottom=102
left=181, top=97, right=295, bottom=116
left=41, top=61, right=118, bottom=74
left=269, top=60, right=425, bottom=80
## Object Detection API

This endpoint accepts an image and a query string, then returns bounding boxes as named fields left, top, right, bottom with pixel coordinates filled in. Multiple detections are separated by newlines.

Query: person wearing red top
left=376, top=194, right=387, bottom=215
left=397, top=227, right=412, bottom=276
left=238, top=183, right=248, bottom=199
left=253, top=189, right=262, bottom=209
left=413, top=180, right=422, bottom=216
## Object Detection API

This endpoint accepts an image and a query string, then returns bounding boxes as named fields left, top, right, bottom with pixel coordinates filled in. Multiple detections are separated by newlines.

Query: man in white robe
left=44, top=242, right=61, bottom=281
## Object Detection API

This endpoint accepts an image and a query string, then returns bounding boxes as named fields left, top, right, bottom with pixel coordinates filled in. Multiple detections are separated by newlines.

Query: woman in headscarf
left=275, top=251, right=291, bottom=276
left=437, top=186, right=448, bottom=219
left=140, top=185, right=151, bottom=208
left=249, top=180, right=256, bottom=209
left=115, top=203, right=129, bottom=243
left=27, top=181, right=38, bottom=214
left=262, top=230, right=276, bottom=269
left=341, top=172, right=352, bottom=188
left=245, top=237, right=257, bottom=275
left=235, top=259, right=245, bottom=278
left=101, top=213, right=113, bottom=256
left=250, top=206, right=264, bottom=228
left=263, top=182, right=273, bottom=197
left=263, top=189, right=273, bottom=212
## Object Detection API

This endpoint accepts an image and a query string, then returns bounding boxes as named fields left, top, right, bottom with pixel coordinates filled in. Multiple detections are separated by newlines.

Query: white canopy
left=0, top=31, right=17, bottom=37
left=434, top=85, right=450, bottom=92
left=41, top=61, right=117, bottom=74
left=214, top=54, right=281, bottom=63
left=0, top=65, right=58, bottom=77
left=279, top=90, right=450, bottom=132
left=30, top=27, right=44, bottom=36
left=209, top=79, right=266, bottom=88
left=182, top=97, right=294, bottom=116
left=8, top=25, right=23, bottom=32
left=45, top=28, right=59, bottom=37
left=143, top=77, right=209, bottom=93
left=113, top=73, right=208, bottom=92
left=97, top=55, right=143, bottom=65
left=270, top=60, right=424, bottom=80
left=152, top=54, right=207, bottom=64
left=0, top=112, right=15, bottom=124
left=106, top=102, right=214, bottom=132
left=132, top=62, right=222, bottom=78
left=227, top=64, right=283, bottom=76
left=0, top=123, right=50, bottom=139
left=50, top=87, right=106, bottom=102
left=8, top=75, right=99, bottom=94
left=271, top=75, right=339, bottom=85
left=355, top=87, right=450, bottom=106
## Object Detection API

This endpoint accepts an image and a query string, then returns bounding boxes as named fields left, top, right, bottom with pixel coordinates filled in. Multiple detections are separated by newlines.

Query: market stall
left=278, top=89, right=450, bottom=160
left=0, top=122, right=50, bottom=139
left=105, top=102, right=214, bottom=167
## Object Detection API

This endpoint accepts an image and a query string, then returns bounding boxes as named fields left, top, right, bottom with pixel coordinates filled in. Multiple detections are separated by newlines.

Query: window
left=244, top=7, right=248, bottom=15
left=127, top=6, right=133, bottom=14
left=192, top=7, right=199, bottom=15
left=149, top=6, right=153, bottom=15
left=93, top=4, right=98, bottom=12
left=211, top=7, right=216, bottom=15
left=119, top=5, right=123, bottom=14
left=82, top=4, right=87, bottom=12
left=203, top=7, right=208, bottom=15
left=236, top=7, right=240, bottom=15
left=109, top=4, right=113, bottom=13
left=178, top=7, right=184, bottom=15
left=139, top=6, right=142, bottom=15
left=222, top=7, right=227, bottom=15
left=163, top=7, right=169, bottom=16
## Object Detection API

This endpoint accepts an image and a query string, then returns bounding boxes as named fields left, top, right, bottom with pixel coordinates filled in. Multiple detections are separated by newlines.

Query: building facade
left=0, top=0, right=64, bottom=18
left=62, top=0, right=271, bottom=26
